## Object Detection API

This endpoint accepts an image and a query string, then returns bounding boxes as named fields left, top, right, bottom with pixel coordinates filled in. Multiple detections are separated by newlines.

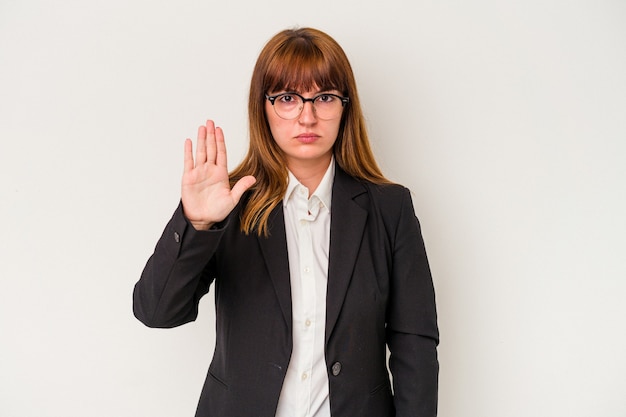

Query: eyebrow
left=274, top=89, right=340, bottom=96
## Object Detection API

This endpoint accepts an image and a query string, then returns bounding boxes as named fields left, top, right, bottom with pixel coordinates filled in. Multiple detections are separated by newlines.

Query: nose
left=298, top=100, right=317, bottom=124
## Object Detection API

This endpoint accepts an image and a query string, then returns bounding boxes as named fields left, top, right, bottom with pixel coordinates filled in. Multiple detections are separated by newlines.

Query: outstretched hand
left=181, top=120, right=256, bottom=230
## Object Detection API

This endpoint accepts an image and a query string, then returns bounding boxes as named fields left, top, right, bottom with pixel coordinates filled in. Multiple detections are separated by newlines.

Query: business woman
left=133, top=27, right=439, bottom=417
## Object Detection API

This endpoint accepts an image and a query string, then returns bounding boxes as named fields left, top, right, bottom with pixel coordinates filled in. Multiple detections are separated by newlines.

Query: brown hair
left=230, top=27, right=390, bottom=236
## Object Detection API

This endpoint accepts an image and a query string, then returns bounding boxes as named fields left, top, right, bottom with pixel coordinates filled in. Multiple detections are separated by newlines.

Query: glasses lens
left=272, top=94, right=344, bottom=120
left=273, top=94, right=301, bottom=119
left=313, top=94, right=344, bottom=120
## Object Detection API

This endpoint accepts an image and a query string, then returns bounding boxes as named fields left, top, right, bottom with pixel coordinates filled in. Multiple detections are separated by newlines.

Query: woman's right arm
left=132, top=203, right=223, bottom=328
left=133, top=121, right=255, bottom=328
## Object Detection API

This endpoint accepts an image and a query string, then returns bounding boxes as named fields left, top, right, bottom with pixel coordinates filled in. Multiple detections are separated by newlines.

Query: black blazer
left=133, top=166, right=439, bottom=417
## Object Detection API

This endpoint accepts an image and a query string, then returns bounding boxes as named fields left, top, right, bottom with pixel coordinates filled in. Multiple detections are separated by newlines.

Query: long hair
left=230, top=27, right=390, bottom=236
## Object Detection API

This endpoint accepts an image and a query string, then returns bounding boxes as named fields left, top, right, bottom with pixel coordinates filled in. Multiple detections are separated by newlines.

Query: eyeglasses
left=265, top=92, right=349, bottom=120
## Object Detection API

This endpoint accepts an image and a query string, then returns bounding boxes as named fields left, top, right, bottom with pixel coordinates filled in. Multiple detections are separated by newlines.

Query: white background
left=1, top=1, right=625, bottom=416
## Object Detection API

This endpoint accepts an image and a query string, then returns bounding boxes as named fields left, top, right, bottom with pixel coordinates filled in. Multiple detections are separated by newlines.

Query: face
left=265, top=87, right=342, bottom=171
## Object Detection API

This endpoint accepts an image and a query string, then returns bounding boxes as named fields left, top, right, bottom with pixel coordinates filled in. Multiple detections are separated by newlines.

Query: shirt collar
left=284, top=157, right=335, bottom=211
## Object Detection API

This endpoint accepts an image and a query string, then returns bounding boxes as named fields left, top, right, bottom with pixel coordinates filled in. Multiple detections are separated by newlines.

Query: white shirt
left=275, top=161, right=334, bottom=417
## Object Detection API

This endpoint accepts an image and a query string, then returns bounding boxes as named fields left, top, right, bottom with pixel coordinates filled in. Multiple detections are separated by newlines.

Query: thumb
left=230, top=175, right=257, bottom=204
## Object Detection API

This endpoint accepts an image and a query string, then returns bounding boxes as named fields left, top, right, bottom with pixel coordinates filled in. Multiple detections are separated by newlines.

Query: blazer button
left=331, top=362, right=342, bottom=376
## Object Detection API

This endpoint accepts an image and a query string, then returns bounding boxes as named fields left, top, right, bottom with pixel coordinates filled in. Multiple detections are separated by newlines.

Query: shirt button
left=301, top=372, right=308, bottom=381
left=331, top=362, right=342, bottom=376
left=305, top=319, right=311, bottom=327
left=304, top=267, right=311, bottom=274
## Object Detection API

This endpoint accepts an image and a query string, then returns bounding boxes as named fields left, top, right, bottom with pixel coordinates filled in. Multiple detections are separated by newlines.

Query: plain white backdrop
left=1, top=0, right=625, bottom=416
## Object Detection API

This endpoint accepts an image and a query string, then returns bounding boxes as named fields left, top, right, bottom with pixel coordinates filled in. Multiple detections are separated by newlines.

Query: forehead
left=268, top=72, right=340, bottom=94
left=264, top=54, right=344, bottom=94
left=271, top=86, right=343, bottom=95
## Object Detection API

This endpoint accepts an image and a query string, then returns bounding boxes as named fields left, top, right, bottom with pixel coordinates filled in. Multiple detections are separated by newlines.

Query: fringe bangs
left=264, top=41, right=345, bottom=94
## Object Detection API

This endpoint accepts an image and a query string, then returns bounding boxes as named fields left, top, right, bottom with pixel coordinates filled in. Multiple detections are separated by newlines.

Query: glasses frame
left=265, top=92, right=350, bottom=120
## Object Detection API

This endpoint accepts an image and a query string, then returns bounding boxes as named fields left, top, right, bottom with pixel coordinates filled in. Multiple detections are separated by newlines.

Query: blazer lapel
left=257, top=204, right=292, bottom=331
left=325, top=167, right=368, bottom=344
left=255, top=168, right=368, bottom=344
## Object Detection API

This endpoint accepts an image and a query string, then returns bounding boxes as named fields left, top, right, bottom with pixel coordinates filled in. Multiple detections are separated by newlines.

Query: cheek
left=329, top=121, right=342, bottom=141
left=265, top=104, right=282, bottom=137
left=266, top=112, right=295, bottom=145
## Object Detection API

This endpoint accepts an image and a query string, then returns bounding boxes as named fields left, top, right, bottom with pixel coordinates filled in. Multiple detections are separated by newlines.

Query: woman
left=133, top=27, right=439, bottom=417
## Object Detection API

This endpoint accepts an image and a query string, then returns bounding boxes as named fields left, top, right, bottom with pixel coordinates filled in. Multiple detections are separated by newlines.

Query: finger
left=230, top=175, right=257, bottom=203
left=196, top=124, right=207, bottom=165
left=204, top=120, right=217, bottom=164
left=215, top=126, right=227, bottom=168
left=183, top=138, right=194, bottom=173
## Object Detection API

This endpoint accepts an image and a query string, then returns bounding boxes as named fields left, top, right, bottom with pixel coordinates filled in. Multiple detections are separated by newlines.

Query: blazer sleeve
left=133, top=203, right=226, bottom=328
left=386, top=188, right=439, bottom=417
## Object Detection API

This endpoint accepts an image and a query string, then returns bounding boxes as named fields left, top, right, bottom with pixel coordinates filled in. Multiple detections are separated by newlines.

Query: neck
left=287, top=156, right=333, bottom=196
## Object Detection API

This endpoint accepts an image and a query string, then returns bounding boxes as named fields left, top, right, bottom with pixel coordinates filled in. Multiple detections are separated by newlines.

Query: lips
left=296, top=133, right=320, bottom=144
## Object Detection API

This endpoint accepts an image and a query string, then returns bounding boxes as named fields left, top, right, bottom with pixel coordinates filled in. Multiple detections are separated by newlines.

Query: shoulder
left=333, top=165, right=417, bottom=218
left=334, top=164, right=409, bottom=202
left=354, top=180, right=416, bottom=226
left=362, top=181, right=410, bottom=202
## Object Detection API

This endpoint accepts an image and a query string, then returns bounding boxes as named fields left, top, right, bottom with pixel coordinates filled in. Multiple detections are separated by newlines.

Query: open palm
left=181, top=120, right=256, bottom=230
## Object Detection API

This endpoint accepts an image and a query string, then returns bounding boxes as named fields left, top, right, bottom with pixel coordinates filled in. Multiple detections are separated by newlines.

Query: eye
left=278, top=93, right=298, bottom=104
left=316, top=94, right=334, bottom=103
